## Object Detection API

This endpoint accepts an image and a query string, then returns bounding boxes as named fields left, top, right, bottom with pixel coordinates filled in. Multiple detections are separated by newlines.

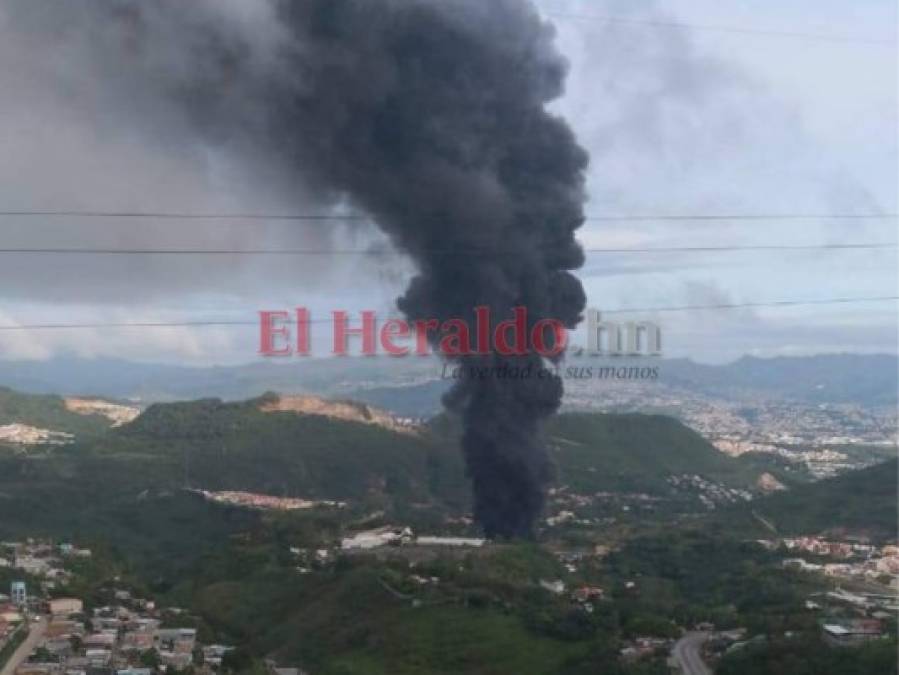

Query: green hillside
left=0, top=386, right=114, bottom=440
left=29, top=395, right=760, bottom=507
left=546, top=412, right=760, bottom=494
left=192, top=558, right=596, bottom=675
left=100, top=396, right=469, bottom=509
left=0, top=393, right=467, bottom=541
left=0, top=389, right=892, bottom=675
left=0, top=392, right=768, bottom=541
left=745, top=458, right=898, bottom=539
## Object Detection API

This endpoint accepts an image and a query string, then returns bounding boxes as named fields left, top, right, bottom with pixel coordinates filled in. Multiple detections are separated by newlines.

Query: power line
left=585, top=214, right=899, bottom=222
left=542, top=10, right=897, bottom=46
left=0, top=210, right=367, bottom=221
left=0, top=210, right=895, bottom=222
left=0, top=243, right=892, bottom=256
left=0, top=296, right=894, bottom=331
left=601, top=296, right=899, bottom=314
left=0, top=319, right=283, bottom=332
left=584, top=243, right=896, bottom=253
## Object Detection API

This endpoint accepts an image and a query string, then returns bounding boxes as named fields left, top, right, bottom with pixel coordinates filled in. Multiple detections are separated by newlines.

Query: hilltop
left=3, top=383, right=888, bottom=562
left=0, top=389, right=780, bottom=544
left=740, top=458, right=898, bottom=540
left=5, top=383, right=878, bottom=520
left=547, top=412, right=763, bottom=494
left=0, top=386, right=130, bottom=443
left=258, top=393, right=418, bottom=433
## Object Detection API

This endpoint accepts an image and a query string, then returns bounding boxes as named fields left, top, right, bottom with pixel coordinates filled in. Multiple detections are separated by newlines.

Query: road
left=751, top=511, right=777, bottom=534
left=671, top=632, right=712, bottom=675
left=1, top=617, right=47, bottom=675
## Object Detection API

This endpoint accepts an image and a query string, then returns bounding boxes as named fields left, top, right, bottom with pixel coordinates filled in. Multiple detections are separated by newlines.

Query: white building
left=10, top=581, right=26, bottom=606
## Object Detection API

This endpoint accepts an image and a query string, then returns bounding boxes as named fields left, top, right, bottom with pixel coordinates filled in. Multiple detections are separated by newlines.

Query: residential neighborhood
left=0, top=539, right=236, bottom=675
left=765, top=537, right=899, bottom=588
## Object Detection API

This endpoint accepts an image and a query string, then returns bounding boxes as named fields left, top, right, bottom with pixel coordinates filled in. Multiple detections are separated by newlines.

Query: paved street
left=1, top=617, right=47, bottom=675
left=672, top=632, right=712, bottom=675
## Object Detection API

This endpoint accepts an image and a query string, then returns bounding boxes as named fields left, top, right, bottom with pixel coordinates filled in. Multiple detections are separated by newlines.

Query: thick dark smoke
left=12, top=0, right=589, bottom=537
left=261, top=0, right=589, bottom=538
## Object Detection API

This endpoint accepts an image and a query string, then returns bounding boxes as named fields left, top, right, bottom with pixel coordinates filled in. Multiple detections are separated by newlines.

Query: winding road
left=671, top=632, right=712, bottom=675
left=1, top=617, right=46, bottom=675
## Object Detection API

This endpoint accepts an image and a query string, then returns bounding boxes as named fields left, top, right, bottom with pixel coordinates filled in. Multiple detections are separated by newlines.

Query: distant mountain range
left=0, top=353, right=895, bottom=415
left=659, top=353, right=899, bottom=406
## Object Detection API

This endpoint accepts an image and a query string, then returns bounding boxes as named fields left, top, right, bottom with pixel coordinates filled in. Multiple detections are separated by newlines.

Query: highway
left=671, top=632, right=712, bottom=675
left=1, top=617, right=47, bottom=675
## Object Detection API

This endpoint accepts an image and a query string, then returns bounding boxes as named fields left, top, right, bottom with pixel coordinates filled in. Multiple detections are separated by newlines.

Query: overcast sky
left=0, top=0, right=895, bottom=365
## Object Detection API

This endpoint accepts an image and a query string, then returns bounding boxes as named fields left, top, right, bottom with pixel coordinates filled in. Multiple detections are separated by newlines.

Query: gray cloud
left=0, top=0, right=397, bottom=304
left=0, top=0, right=893, bottom=367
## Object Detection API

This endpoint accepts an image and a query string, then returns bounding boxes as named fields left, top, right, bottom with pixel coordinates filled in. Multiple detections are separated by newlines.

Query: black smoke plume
left=12, top=0, right=589, bottom=538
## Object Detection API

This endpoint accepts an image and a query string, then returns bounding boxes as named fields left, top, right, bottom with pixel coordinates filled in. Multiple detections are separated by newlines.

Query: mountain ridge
left=0, top=353, right=894, bottom=410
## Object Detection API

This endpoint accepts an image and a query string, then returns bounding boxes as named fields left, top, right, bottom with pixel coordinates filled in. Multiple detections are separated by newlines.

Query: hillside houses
left=0, top=537, right=232, bottom=675
left=0, top=424, right=73, bottom=446
left=775, top=537, right=899, bottom=584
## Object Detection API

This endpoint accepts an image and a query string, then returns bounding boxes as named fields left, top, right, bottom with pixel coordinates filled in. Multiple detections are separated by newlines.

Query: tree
left=140, top=648, right=161, bottom=670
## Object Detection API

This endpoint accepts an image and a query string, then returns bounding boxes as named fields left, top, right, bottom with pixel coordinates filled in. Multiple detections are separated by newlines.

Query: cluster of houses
left=777, top=537, right=894, bottom=559
left=801, top=588, right=895, bottom=647
left=773, top=538, right=899, bottom=586
left=4, top=586, right=236, bottom=675
left=0, top=424, right=74, bottom=448
left=0, top=541, right=93, bottom=597
left=821, top=619, right=887, bottom=647
left=767, top=538, right=899, bottom=648
left=0, top=539, right=236, bottom=675
left=536, top=578, right=606, bottom=615
left=666, top=474, right=754, bottom=508
left=620, top=636, right=673, bottom=662
left=543, top=487, right=670, bottom=526
left=339, top=527, right=485, bottom=551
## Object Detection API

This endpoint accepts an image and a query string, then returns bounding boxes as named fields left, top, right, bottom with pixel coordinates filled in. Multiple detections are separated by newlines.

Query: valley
left=0, top=370, right=895, bottom=675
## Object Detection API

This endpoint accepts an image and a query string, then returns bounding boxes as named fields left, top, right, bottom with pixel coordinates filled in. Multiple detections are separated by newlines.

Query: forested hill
left=719, top=458, right=898, bottom=540
left=752, top=458, right=898, bottom=538
left=0, top=392, right=769, bottom=539
left=0, top=386, right=118, bottom=439
left=9, top=383, right=891, bottom=548
left=546, top=412, right=760, bottom=493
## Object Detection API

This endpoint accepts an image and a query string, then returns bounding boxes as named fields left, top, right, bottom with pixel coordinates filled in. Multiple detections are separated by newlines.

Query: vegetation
left=545, top=412, right=764, bottom=493
left=717, top=634, right=898, bottom=675
left=0, top=389, right=894, bottom=674
left=167, top=537, right=658, bottom=675
left=601, top=529, right=824, bottom=632
left=0, top=387, right=112, bottom=440
left=722, top=459, right=899, bottom=540
left=0, top=625, right=28, bottom=672
left=0, top=393, right=775, bottom=545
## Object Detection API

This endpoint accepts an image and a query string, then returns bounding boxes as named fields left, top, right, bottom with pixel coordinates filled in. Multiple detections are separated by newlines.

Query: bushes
left=0, top=626, right=29, bottom=672
left=717, top=635, right=898, bottom=675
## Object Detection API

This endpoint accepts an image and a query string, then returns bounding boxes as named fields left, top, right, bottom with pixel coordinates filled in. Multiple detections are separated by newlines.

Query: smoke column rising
left=11, top=0, right=590, bottom=537
left=263, top=0, right=590, bottom=538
